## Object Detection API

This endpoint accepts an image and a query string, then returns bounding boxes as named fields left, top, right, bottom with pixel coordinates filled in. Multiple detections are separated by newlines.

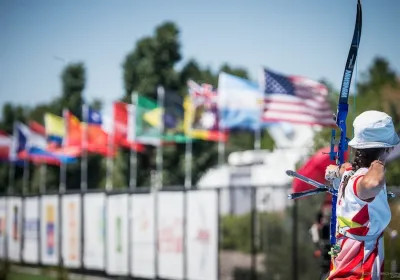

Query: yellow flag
left=44, top=113, right=65, bottom=137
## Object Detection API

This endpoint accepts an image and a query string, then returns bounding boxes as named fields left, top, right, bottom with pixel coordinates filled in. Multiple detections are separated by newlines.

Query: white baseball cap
left=348, top=110, right=400, bottom=149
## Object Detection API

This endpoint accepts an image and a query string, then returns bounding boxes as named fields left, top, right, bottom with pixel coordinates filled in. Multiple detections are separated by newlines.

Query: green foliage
left=221, top=213, right=254, bottom=253
left=0, top=21, right=399, bottom=193
left=384, top=200, right=400, bottom=279
left=220, top=195, right=324, bottom=279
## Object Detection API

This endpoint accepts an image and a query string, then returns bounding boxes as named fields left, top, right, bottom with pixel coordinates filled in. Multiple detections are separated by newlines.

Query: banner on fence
left=158, top=192, right=184, bottom=280
left=130, top=193, right=155, bottom=278
left=40, top=195, right=59, bottom=265
left=62, top=194, right=81, bottom=268
left=0, top=198, right=6, bottom=258
left=83, top=193, right=105, bottom=270
left=7, top=197, right=22, bottom=262
left=106, top=194, right=129, bottom=275
left=23, top=197, right=39, bottom=264
left=186, top=191, right=218, bottom=280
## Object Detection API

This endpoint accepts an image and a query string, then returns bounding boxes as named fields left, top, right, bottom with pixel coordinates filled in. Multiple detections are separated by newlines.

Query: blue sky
left=1, top=0, right=399, bottom=121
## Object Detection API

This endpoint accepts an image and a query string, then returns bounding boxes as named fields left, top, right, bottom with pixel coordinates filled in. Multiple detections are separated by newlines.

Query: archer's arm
left=356, top=160, right=386, bottom=200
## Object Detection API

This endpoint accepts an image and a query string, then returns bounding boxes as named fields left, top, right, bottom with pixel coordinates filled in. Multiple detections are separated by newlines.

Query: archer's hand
left=325, top=165, right=340, bottom=181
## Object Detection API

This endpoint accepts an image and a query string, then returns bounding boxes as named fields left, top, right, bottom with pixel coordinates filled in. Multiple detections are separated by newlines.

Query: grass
left=7, top=272, right=55, bottom=280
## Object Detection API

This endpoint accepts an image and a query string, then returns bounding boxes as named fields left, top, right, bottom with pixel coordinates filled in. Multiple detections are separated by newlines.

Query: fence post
left=216, top=188, right=221, bottom=280
left=58, top=192, right=63, bottom=274
left=104, top=191, right=108, bottom=274
left=292, top=199, right=298, bottom=280
left=20, top=194, right=25, bottom=265
left=153, top=187, right=159, bottom=279
left=250, top=187, right=257, bottom=280
left=80, top=191, right=85, bottom=271
left=38, top=194, right=41, bottom=265
left=183, top=187, right=187, bottom=280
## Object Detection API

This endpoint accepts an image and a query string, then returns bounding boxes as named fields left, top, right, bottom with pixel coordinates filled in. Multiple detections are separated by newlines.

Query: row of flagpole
left=6, top=83, right=264, bottom=195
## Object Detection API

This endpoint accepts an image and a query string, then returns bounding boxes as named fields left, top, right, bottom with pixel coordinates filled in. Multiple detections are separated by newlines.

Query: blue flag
left=217, top=72, right=265, bottom=130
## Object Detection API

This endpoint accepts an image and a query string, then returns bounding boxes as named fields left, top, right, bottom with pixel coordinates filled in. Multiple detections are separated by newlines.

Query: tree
left=312, top=57, right=400, bottom=185
left=122, top=21, right=181, bottom=100
left=60, top=63, right=86, bottom=118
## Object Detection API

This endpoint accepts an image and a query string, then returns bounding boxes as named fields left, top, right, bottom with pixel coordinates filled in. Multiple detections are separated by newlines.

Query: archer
left=324, top=110, right=399, bottom=280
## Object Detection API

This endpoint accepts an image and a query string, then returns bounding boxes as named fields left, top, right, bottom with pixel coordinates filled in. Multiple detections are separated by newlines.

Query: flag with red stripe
left=260, top=68, right=335, bottom=126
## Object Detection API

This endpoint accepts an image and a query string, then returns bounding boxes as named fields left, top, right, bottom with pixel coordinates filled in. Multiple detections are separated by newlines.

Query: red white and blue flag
left=260, top=68, right=335, bottom=126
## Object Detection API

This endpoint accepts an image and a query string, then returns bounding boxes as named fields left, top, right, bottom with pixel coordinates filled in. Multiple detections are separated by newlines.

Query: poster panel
left=62, top=194, right=81, bottom=268
left=158, top=192, right=184, bottom=280
left=0, top=198, right=6, bottom=258
left=83, top=193, right=105, bottom=270
left=23, top=197, right=39, bottom=264
left=106, top=194, right=128, bottom=275
left=40, top=195, right=59, bottom=265
left=130, top=193, right=155, bottom=278
left=186, top=191, right=218, bottom=280
left=7, top=197, right=22, bottom=262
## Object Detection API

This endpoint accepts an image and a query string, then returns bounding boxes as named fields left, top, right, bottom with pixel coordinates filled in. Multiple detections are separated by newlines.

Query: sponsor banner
left=106, top=194, right=129, bottom=275
left=23, top=197, right=39, bottom=263
left=40, top=195, right=59, bottom=265
left=158, top=192, right=184, bottom=280
left=7, top=197, right=22, bottom=262
left=186, top=191, right=218, bottom=280
left=83, top=193, right=105, bottom=270
left=62, top=194, right=81, bottom=268
left=130, top=194, right=155, bottom=278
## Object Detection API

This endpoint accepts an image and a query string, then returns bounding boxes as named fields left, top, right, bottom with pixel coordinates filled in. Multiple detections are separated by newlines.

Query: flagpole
left=254, top=98, right=263, bottom=151
left=184, top=96, right=192, bottom=189
left=129, top=93, right=138, bottom=190
left=156, top=86, right=165, bottom=190
left=8, top=122, right=17, bottom=195
left=39, top=163, right=46, bottom=194
left=22, top=145, right=30, bottom=195
left=60, top=108, right=67, bottom=193
left=81, top=104, right=88, bottom=192
left=105, top=106, right=114, bottom=191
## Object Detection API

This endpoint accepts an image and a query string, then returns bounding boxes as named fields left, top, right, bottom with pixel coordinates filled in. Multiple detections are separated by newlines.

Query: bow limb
left=329, top=0, right=362, bottom=246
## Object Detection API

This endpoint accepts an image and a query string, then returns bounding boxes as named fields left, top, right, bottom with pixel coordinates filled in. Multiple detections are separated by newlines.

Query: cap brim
left=349, top=135, right=400, bottom=149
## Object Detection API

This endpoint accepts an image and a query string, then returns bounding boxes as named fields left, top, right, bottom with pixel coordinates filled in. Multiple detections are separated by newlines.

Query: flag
left=88, top=108, right=103, bottom=125
left=30, top=121, right=79, bottom=161
left=66, top=111, right=117, bottom=156
left=184, top=80, right=228, bottom=142
left=66, top=112, right=82, bottom=148
left=260, top=68, right=335, bottom=126
left=44, top=113, right=65, bottom=145
left=86, top=107, right=117, bottom=155
left=139, top=95, right=188, bottom=144
left=112, top=102, right=145, bottom=152
left=10, top=122, right=76, bottom=165
left=217, top=72, right=264, bottom=130
left=135, top=97, right=163, bottom=146
left=0, top=130, right=12, bottom=161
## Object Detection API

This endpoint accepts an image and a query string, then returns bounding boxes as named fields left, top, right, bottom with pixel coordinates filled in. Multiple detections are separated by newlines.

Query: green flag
left=137, top=95, right=188, bottom=144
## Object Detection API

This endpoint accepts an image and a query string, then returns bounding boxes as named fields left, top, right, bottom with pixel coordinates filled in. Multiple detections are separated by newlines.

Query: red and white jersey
left=328, top=167, right=391, bottom=280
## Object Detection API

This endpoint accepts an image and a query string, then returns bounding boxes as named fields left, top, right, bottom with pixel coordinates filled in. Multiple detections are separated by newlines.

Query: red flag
left=113, top=102, right=145, bottom=152
left=29, top=121, right=46, bottom=135
left=0, top=130, right=11, bottom=160
left=66, top=111, right=115, bottom=157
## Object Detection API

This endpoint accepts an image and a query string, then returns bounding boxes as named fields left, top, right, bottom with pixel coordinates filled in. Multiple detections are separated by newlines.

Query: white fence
left=0, top=189, right=219, bottom=280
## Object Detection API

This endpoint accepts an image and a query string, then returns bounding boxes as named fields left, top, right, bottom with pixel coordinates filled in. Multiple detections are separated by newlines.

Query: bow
left=285, top=0, right=363, bottom=246
left=328, top=0, right=362, bottom=246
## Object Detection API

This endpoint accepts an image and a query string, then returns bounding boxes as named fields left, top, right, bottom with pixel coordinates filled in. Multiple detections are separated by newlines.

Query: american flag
left=260, top=68, right=335, bottom=126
